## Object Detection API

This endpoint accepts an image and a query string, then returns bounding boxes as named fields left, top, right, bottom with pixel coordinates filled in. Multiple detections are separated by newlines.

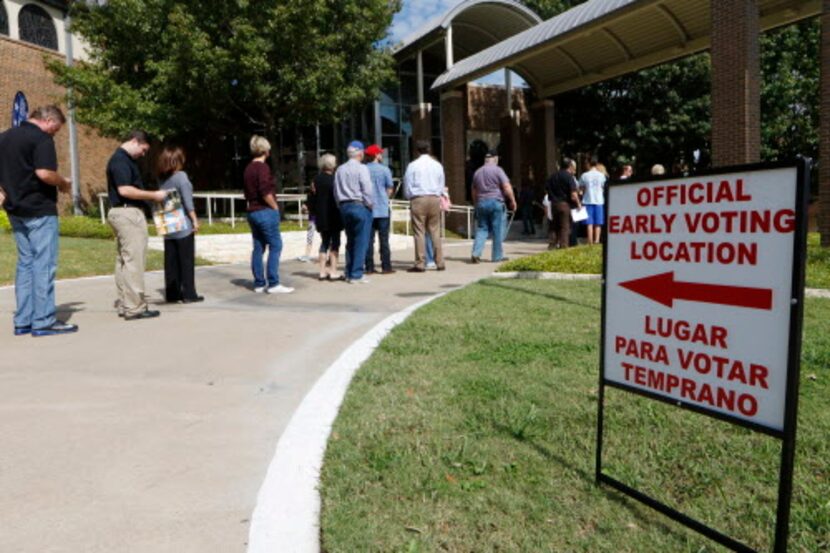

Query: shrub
left=59, top=216, right=115, bottom=239
left=0, top=209, right=10, bottom=232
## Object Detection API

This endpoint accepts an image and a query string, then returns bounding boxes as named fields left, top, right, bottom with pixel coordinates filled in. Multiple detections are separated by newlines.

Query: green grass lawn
left=0, top=231, right=212, bottom=286
left=499, top=233, right=830, bottom=289
left=320, top=279, right=829, bottom=552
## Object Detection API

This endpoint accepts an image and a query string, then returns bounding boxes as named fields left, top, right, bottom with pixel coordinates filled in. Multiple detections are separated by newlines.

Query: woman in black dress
left=308, top=153, right=343, bottom=280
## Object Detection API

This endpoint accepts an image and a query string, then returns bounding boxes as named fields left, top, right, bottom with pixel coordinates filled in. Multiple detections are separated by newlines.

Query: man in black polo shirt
left=0, top=105, right=77, bottom=337
left=545, top=157, right=582, bottom=249
left=106, top=130, right=166, bottom=320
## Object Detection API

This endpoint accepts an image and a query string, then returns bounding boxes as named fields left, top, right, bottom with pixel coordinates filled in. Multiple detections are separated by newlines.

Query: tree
left=50, top=0, right=401, bottom=140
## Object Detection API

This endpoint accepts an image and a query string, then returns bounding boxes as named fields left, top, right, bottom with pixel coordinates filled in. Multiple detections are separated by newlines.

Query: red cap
left=365, top=144, right=383, bottom=157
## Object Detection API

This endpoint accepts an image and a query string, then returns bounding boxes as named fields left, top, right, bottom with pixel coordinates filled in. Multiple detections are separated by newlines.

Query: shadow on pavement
left=479, top=279, right=599, bottom=312
left=56, top=302, right=84, bottom=322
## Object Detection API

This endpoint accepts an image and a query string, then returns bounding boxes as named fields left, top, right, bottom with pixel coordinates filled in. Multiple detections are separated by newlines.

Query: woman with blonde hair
left=243, top=135, right=293, bottom=294
left=158, top=145, right=202, bottom=303
left=308, top=153, right=344, bottom=280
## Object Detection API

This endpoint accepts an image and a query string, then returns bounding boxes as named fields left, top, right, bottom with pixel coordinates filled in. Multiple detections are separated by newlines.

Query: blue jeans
left=425, top=234, right=435, bottom=265
left=365, top=217, right=391, bottom=272
left=248, top=209, right=283, bottom=287
left=10, top=215, right=58, bottom=329
left=472, top=199, right=507, bottom=261
left=340, top=202, right=372, bottom=280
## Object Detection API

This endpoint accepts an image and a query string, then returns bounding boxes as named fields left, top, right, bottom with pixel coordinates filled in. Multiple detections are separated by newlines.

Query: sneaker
left=32, top=321, right=79, bottom=336
left=254, top=286, right=267, bottom=293
left=14, top=326, right=32, bottom=336
left=426, top=262, right=437, bottom=270
left=348, top=277, right=371, bottom=284
left=493, top=257, right=510, bottom=262
left=267, top=284, right=295, bottom=294
left=471, top=256, right=481, bottom=264
left=296, top=256, right=311, bottom=263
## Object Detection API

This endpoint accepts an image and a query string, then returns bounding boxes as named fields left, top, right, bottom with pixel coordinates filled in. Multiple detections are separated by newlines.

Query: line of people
left=0, top=106, right=520, bottom=336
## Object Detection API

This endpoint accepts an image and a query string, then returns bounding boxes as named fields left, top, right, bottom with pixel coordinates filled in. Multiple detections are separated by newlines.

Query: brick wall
left=710, top=0, right=761, bottom=167
left=466, top=84, right=529, bottom=132
left=0, top=35, right=118, bottom=213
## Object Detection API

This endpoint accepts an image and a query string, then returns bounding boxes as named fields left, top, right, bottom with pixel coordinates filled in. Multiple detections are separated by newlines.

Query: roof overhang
left=392, top=0, right=542, bottom=64
left=431, top=0, right=820, bottom=96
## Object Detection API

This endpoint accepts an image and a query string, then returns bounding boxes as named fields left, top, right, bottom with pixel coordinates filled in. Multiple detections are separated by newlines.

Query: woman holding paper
left=157, top=146, right=202, bottom=303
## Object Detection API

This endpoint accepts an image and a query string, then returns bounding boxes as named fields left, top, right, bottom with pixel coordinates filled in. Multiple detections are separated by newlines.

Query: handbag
left=153, top=189, right=189, bottom=236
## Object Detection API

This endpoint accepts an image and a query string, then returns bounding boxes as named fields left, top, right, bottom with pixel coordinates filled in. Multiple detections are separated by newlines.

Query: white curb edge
left=245, top=292, right=446, bottom=553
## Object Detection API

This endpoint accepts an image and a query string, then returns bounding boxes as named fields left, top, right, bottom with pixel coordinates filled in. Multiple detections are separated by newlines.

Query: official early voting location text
left=595, top=160, right=810, bottom=553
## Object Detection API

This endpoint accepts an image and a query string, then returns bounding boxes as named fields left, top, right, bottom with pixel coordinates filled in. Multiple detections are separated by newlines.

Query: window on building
left=0, top=2, right=9, bottom=36
left=19, top=4, right=58, bottom=50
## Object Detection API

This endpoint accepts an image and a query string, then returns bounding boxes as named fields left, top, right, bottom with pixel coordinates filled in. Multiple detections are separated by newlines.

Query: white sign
left=604, top=166, right=801, bottom=432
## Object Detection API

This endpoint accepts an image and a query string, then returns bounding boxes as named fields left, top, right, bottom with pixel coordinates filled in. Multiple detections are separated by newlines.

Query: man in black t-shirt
left=545, top=158, right=582, bottom=249
left=105, top=130, right=166, bottom=320
left=0, top=105, right=78, bottom=336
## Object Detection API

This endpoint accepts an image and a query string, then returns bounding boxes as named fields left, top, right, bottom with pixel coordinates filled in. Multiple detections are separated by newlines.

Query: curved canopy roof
left=432, top=0, right=820, bottom=96
left=393, top=0, right=542, bottom=63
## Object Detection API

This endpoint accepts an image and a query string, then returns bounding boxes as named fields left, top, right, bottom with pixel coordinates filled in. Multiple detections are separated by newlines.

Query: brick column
left=410, top=103, right=432, bottom=146
left=500, top=110, right=523, bottom=191
left=441, top=88, right=466, bottom=203
left=820, top=1, right=830, bottom=246
left=710, top=0, right=761, bottom=167
left=531, top=99, right=557, bottom=190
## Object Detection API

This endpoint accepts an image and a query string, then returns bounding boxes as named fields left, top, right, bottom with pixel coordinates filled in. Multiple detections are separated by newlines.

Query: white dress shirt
left=404, top=154, right=445, bottom=199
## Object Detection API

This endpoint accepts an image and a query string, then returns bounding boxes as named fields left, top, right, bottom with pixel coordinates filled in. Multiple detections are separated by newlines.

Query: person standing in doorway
left=106, top=130, right=168, bottom=320
left=579, top=156, right=606, bottom=245
left=334, top=141, right=374, bottom=284
left=545, top=158, right=581, bottom=249
left=470, top=150, right=516, bottom=263
left=243, top=135, right=294, bottom=294
left=0, top=105, right=78, bottom=336
left=404, top=140, right=445, bottom=272
left=364, top=144, right=395, bottom=275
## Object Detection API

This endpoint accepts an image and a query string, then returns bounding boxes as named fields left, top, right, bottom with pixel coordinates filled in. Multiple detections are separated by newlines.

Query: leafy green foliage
left=49, top=0, right=401, bottom=138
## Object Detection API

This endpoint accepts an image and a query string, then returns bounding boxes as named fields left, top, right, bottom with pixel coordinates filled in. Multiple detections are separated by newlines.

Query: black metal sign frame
left=596, top=159, right=810, bottom=553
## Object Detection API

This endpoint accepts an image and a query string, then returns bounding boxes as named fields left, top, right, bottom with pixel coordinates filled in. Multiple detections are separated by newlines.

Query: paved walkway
left=0, top=239, right=547, bottom=553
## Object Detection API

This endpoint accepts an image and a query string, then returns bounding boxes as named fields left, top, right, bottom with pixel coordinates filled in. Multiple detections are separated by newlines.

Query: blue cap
left=347, top=140, right=364, bottom=151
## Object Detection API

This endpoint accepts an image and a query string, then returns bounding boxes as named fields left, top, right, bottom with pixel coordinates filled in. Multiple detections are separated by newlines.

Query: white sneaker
left=254, top=286, right=267, bottom=293
left=426, top=262, right=437, bottom=270
left=296, top=256, right=311, bottom=263
left=267, top=284, right=295, bottom=294
left=349, top=277, right=371, bottom=284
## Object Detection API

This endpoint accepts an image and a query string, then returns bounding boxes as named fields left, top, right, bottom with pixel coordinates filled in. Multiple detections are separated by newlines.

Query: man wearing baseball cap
left=363, top=144, right=395, bottom=274
left=334, top=141, right=374, bottom=283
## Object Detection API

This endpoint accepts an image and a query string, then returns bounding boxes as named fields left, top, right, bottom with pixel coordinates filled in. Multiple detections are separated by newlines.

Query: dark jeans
left=163, top=234, right=197, bottom=301
left=248, top=208, right=283, bottom=287
left=365, top=217, right=391, bottom=272
left=340, top=202, right=372, bottom=280
left=520, top=203, right=535, bottom=235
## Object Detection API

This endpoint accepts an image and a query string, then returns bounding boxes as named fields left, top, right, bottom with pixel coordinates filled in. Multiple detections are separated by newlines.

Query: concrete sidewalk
left=0, top=239, right=547, bottom=553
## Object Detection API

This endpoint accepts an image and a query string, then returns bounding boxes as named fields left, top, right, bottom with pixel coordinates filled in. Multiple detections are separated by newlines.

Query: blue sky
left=389, top=0, right=464, bottom=45
left=389, top=0, right=521, bottom=86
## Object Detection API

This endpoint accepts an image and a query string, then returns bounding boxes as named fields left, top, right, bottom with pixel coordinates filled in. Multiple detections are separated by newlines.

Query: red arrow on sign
left=619, top=271, right=773, bottom=310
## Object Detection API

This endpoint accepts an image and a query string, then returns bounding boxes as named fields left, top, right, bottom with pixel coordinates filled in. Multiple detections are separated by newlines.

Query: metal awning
left=393, top=0, right=542, bottom=63
left=431, top=0, right=820, bottom=96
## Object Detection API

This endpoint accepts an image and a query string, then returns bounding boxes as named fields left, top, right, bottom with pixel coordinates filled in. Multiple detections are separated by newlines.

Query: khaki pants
left=410, top=196, right=444, bottom=270
left=107, top=207, right=149, bottom=316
